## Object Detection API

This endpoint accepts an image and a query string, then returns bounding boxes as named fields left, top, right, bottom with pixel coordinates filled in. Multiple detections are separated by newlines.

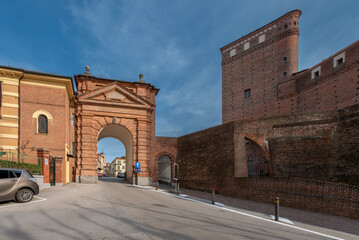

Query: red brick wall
left=20, top=84, right=69, bottom=159
left=269, top=137, right=334, bottom=179
left=333, top=105, right=359, bottom=184
left=177, top=105, right=359, bottom=219
left=177, top=123, right=235, bottom=187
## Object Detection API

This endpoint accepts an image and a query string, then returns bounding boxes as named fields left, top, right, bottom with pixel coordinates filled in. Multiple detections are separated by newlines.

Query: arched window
left=38, top=115, right=48, bottom=133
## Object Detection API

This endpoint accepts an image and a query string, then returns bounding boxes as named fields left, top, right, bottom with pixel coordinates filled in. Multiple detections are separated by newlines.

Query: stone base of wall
left=133, top=176, right=152, bottom=186
left=181, top=177, right=359, bottom=220
left=76, top=175, right=98, bottom=184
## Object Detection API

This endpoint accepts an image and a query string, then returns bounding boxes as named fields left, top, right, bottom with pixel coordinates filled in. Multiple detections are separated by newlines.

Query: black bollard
left=212, top=189, right=215, bottom=204
left=156, top=181, right=158, bottom=190
left=275, top=197, right=279, bottom=221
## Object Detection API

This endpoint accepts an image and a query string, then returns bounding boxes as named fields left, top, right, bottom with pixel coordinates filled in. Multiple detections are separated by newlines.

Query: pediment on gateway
left=78, top=83, right=154, bottom=108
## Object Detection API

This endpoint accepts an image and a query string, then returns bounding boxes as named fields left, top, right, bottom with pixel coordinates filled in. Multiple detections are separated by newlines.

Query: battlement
left=221, top=10, right=301, bottom=65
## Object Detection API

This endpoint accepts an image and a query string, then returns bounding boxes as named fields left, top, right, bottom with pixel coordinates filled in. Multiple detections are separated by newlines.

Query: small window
left=258, top=35, right=265, bottom=43
left=283, top=57, right=287, bottom=61
left=122, top=166, right=125, bottom=170
left=71, top=113, right=76, bottom=126
left=38, top=115, right=48, bottom=133
left=333, top=52, right=345, bottom=68
left=311, top=66, right=321, bottom=79
left=244, top=89, right=251, bottom=99
left=283, top=72, right=287, bottom=76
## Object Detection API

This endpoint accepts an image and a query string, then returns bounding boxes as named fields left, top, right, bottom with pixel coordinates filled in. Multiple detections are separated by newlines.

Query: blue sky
left=1, top=1, right=359, bottom=161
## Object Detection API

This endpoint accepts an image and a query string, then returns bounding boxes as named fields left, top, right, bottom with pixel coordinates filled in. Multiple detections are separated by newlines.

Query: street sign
left=134, top=167, right=141, bottom=173
left=135, top=162, right=141, bottom=168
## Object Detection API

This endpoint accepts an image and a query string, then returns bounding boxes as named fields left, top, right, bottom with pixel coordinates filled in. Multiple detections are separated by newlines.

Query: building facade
left=110, top=156, right=126, bottom=177
left=97, top=152, right=106, bottom=174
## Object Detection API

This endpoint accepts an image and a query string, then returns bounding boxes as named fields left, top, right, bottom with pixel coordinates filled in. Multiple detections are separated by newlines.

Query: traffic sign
left=134, top=167, right=141, bottom=173
left=135, top=162, right=141, bottom=168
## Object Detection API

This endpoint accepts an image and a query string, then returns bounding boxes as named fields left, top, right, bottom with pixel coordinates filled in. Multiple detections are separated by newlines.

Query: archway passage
left=98, top=124, right=133, bottom=182
left=158, top=155, right=172, bottom=185
left=245, top=139, right=268, bottom=177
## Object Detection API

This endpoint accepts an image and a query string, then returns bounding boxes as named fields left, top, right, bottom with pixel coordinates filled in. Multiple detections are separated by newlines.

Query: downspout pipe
left=18, top=70, right=25, bottom=155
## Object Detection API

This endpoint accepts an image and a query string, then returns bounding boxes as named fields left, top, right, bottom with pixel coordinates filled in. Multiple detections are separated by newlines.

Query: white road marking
left=270, top=215, right=294, bottom=224
left=0, top=196, right=47, bottom=209
left=152, top=189, right=344, bottom=240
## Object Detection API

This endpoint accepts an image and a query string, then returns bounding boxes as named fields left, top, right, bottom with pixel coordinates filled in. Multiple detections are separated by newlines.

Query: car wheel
left=16, top=189, right=34, bottom=203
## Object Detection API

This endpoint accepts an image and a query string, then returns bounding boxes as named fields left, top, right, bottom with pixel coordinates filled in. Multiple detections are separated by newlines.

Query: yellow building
left=97, top=152, right=106, bottom=174
left=110, top=156, right=126, bottom=177
left=0, top=66, right=22, bottom=151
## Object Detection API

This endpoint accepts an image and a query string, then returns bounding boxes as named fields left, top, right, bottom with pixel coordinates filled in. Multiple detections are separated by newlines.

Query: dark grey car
left=0, top=168, right=40, bottom=203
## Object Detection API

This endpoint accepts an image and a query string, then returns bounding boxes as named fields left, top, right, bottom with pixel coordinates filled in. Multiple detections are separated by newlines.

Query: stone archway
left=74, top=73, right=159, bottom=185
left=97, top=124, right=133, bottom=182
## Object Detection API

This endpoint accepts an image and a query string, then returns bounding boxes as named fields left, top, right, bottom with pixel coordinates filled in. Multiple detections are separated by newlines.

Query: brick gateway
left=74, top=73, right=159, bottom=184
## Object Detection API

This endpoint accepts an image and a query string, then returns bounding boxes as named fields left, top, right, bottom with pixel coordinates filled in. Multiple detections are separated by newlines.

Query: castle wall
left=177, top=105, right=359, bottom=219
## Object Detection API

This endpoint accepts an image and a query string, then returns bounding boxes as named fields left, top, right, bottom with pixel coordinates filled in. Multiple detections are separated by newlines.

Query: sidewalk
left=156, top=184, right=359, bottom=236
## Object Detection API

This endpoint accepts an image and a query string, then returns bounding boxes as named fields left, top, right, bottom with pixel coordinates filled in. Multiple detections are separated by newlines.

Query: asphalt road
left=0, top=177, right=357, bottom=240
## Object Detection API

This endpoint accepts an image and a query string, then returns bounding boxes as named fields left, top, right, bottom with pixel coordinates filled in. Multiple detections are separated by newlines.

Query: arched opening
left=97, top=124, right=133, bottom=183
left=158, top=155, right=172, bottom=185
left=97, top=138, right=126, bottom=178
left=245, top=138, right=268, bottom=177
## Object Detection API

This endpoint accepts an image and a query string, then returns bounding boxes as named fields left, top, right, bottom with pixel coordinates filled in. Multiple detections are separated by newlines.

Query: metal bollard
left=176, top=181, right=179, bottom=195
left=156, top=181, right=158, bottom=190
left=212, top=189, right=215, bottom=204
left=275, top=197, right=279, bottom=221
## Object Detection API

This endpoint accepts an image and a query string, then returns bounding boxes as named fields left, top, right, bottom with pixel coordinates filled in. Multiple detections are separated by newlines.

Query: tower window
left=333, top=52, right=345, bottom=68
left=311, top=66, right=321, bottom=79
left=244, top=89, right=251, bottom=99
left=259, top=35, right=265, bottom=43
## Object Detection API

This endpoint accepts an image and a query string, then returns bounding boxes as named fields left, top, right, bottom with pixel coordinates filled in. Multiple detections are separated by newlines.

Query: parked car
left=102, top=173, right=108, bottom=177
left=97, top=172, right=102, bottom=177
left=117, top=172, right=125, bottom=178
left=0, top=168, right=39, bottom=203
